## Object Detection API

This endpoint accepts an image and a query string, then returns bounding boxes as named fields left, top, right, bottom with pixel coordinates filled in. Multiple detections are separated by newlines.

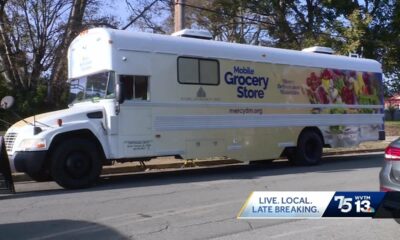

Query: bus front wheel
left=50, top=138, right=102, bottom=189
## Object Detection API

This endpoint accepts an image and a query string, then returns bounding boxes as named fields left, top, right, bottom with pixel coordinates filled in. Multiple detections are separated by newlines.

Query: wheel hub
left=65, top=152, right=91, bottom=178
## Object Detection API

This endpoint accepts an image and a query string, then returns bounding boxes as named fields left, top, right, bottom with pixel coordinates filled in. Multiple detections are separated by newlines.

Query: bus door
left=118, top=75, right=153, bottom=157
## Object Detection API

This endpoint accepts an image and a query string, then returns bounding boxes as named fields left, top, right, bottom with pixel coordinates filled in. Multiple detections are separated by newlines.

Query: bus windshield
left=69, top=71, right=115, bottom=104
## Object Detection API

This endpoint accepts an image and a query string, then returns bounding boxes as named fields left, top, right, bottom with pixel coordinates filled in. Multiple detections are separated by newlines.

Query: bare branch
left=122, top=0, right=159, bottom=30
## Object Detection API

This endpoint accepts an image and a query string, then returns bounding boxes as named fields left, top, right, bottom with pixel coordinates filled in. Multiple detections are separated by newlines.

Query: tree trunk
left=0, top=2, right=23, bottom=92
left=48, top=0, right=88, bottom=102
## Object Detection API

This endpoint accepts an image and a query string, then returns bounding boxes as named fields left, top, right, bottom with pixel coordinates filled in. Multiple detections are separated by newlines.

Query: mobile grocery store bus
left=4, top=28, right=385, bottom=189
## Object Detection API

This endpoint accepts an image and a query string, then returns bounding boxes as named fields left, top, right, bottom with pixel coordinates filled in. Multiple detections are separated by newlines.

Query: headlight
left=17, top=138, right=47, bottom=151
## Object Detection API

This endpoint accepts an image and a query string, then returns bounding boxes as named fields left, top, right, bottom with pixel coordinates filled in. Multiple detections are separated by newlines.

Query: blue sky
left=98, top=0, right=170, bottom=32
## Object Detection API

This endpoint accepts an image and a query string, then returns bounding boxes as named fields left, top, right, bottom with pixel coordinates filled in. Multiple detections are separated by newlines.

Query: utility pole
left=174, top=0, right=185, bottom=32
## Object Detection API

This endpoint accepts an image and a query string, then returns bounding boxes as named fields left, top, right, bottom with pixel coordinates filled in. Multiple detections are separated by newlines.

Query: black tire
left=394, top=210, right=400, bottom=224
left=50, top=138, right=102, bottom=189
left=291, top=130, right=323, bottom=166
left=284, top=147, right=296, bottom=163
left=26, top=168, right=52, bottom=182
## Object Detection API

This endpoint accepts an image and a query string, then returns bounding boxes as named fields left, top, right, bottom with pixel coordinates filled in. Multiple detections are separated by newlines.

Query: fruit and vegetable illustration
left=302, top=68, right=383, bottom=147
left=304, top=68, right=382, bottom=108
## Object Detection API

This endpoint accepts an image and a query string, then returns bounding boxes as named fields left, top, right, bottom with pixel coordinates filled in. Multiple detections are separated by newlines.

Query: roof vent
left=302, top=46, right=334, bottom=55
left=349, top=53, right=360, bottom=58
left=171, top=29, right=213, bottom=40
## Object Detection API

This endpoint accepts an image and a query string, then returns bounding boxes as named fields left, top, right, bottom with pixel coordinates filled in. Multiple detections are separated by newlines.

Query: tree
left=382, top=0, right=400, bottom=92
left=0, top=0, right=74, bottom=117
left=49, top=0, right=119, bottom=106
left=122, top=0, right=174, bottom=33
left=388, top=104, right=397, bottom=121
left=1, top=0, right=400, bottom=127
left=172, top=0, right=337, bottom=48
left=192, top=0, right=268, bottom=44
left=49, top=0, right=89, bottom=104
left=0, top=0, right=116, bottom=118
left=0, top=0, right=69, bottom=92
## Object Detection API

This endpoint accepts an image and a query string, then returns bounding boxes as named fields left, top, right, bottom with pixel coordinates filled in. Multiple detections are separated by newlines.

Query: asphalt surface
left=0, top=153, right=399, bottom=240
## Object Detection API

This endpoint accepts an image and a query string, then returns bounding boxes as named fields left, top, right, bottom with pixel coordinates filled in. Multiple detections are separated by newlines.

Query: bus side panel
left=111, top=49, right=383, bottom=161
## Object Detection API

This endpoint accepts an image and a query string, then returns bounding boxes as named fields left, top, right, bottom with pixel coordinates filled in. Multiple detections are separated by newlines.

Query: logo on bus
left=224, top=66, right=269, bottom=99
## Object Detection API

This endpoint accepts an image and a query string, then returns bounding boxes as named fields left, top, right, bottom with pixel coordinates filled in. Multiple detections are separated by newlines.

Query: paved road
left=0, top=153, right=399, bottom=240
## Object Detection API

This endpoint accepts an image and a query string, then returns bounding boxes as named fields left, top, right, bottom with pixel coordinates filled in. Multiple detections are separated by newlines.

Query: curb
left=12, top=159, right=242, bottom=183
left=11, top=149, right=385, bottom=183
left=323, top=148, right=384, bottom=156
left=101, top=159, right=241, bottom=175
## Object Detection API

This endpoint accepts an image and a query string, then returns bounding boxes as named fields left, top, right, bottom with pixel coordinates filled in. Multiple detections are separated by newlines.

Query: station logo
left=224, top=66, right=269, bottom=99
left=237, top=191, right=400, bottom=219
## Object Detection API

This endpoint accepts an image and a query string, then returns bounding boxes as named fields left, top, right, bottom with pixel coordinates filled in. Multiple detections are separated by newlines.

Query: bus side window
left=119, top=75, right=149, bottom=101
left=134, top=76, right=149, bottom=100
left=177, top=57, right=219, bottom=85
left=120, top=75, right=134, bottom=100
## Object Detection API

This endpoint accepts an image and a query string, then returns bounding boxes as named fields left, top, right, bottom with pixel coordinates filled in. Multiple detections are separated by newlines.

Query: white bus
left=4, top=28, right=385, bottom=189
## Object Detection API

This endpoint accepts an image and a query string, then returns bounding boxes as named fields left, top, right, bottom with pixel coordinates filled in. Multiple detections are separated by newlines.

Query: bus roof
left=79, top=28, right=382, bottom=73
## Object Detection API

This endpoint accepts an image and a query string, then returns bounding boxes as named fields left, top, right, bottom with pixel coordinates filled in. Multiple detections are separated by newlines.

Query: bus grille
left=4, top=132, right=17, bottom=152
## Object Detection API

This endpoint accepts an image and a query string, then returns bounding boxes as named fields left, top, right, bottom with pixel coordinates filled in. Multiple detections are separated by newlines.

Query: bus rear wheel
left=50, top=139, right=102, bottom=189
left=290, top=130, right=323, bottom=166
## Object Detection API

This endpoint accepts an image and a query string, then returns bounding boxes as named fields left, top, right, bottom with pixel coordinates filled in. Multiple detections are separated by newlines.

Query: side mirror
left=0, top=96, right=14, bottom=110
left=116, top=80, right=125, bottom=104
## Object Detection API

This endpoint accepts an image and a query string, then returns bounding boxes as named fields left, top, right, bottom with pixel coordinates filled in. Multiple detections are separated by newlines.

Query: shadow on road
left=0, top=219, right=128, bottom=240
left=1, top=153, right=384, bottom=199
left=101, top=153, right=384, bottom=188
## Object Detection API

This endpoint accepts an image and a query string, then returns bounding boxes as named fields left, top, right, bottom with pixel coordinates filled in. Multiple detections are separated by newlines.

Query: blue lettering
left=224, top=72, right=234, bottom=85
left=237, top=86, right=265, bottom=99
left=258, top=90, right=265, bottom=98
left=234, top=66, right=255, bottom=75
left=252, top=77, right=259, bottom=87
left=262, top=77, right=269, bottom=90
left=238, top=76, right=245, bottom=85
left=237, top=86, right=244, bottom=98
left=245, top=76, right=253, bottom=86
left=233, top=66, right=241, bottom=74
left=226, top=66, right=270, bottom=99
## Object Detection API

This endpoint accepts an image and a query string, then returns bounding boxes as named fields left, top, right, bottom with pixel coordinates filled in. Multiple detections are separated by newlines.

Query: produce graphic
left=301, top=68, right=383, bottom=148
left=321, top=69, right=332, bottom=90
left=341, top=78, right=356, bottom=105
left=318, top=86, right=329, bottom=104
left=325, top=126, right=359, bottom=147
left=328, top=79, right=342, bottom=104
left=362, top=72, right=372, bottom=95
left=305, top=72, right=330, bottom=104
left=303, top=68, right=382, bottom=109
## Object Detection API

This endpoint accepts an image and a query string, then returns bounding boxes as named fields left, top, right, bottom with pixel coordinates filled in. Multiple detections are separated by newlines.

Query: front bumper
left=11, top=151, right=47, bottom=175
left=380, top=161, right=400, bottom=191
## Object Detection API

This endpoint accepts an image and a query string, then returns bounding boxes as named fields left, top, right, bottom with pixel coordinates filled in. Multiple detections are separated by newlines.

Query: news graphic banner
left=237, top=191, right=400, bottom=219
left=0, top=136, right=15, bottom=194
